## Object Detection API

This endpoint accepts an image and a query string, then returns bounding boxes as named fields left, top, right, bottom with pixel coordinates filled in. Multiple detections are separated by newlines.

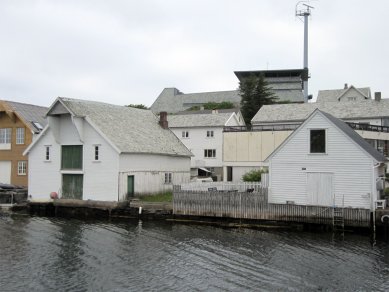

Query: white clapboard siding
left=269, top=112, right=376, bottom=209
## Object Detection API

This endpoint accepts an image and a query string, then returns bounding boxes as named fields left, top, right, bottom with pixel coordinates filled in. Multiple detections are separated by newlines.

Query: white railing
left=175, top=181, right=262, bottom=192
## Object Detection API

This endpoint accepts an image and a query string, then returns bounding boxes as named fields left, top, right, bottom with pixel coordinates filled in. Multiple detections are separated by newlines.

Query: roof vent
left=344, top=83, right=348, bottom=89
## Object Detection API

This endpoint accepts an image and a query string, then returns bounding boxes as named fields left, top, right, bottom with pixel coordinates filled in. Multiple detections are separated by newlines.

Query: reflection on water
left=0, top=215, right=388, bottom=291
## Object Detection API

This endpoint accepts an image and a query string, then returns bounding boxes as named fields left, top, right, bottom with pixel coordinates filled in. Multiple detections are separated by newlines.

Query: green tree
left=242, top=168, right=268, bottom=182
left=239, top=74, right=277, bottom=125
left=127, top=104, right=148, bottom=110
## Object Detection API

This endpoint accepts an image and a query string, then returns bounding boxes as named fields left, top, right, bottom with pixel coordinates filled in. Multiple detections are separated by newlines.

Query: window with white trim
left=18, top=161, right=27, bottom=175
left=16, top=128, right=25, bottom=144
left=0, top=128, right=11, bottom=144
left=164, top=172, right=172, bottom=184
left=206, top=130, right=214, bottom=138
left=204, top=149, right=216, bottom=158
left=45, top=146, right=51, bottom=161
left=94, top=145, right=100, bottom=161
left=182, top=131, right=189, bottom=138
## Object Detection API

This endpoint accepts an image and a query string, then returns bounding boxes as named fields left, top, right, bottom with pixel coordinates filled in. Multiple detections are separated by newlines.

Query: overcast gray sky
left=1, top=0, right=388, bottom=107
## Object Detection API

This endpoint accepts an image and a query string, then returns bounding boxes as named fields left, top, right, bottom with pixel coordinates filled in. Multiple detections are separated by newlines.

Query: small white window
left=164, top=172, right=172, bottom=184
left=45, top=146, right=51, bottom=161
left=204, top=149, right=216, bottom=158
left=16, top=128, right=25, bottom=144
left=182, top=131, right=189, bottom=138
left=348, top=97, right=357, bottom=101
left=18, top=161, right=27, bottom=175
left=0, top=128, right=11, bottom=144
left=94, top=145, right=100, bottom=161
left=206, top=130, right=214, bottom=138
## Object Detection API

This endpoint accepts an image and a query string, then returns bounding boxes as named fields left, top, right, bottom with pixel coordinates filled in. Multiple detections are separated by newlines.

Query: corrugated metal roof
left=252, top=100, right=389, bottom=124
left=58, top=97, right=192, bottom=157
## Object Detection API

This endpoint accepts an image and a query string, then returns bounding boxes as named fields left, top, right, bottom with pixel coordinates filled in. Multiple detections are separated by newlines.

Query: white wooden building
left=24, top=97, right=192, bottom=202
left=265, top=109, right=386, bottom=210
left=168, top=109, right=245, bottom=180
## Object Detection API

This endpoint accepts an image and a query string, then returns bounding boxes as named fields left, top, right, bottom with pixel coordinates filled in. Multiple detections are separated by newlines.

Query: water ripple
left=0, top=217, right=388, bottom=291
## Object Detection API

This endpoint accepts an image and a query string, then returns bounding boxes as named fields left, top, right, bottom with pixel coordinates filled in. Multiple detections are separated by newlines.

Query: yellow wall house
left=0, top=100, right=47, bottom=187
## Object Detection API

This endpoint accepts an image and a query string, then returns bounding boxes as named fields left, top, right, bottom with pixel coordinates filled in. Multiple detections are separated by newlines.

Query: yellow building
left=0, top=100, right=47, bottom=186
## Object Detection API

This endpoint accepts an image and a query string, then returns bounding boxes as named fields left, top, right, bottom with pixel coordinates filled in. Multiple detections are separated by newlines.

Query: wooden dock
left=173, top=190, right=371, bottom=228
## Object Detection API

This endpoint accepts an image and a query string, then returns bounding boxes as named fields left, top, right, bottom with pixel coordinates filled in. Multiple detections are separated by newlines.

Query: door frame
left=127, top=175, right=134, bottom=198
left=306, top=172, right=333, bottom=206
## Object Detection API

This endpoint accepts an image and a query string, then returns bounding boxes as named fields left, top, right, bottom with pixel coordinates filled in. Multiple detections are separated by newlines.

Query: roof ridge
left=4, top=100, right=48, bottom=109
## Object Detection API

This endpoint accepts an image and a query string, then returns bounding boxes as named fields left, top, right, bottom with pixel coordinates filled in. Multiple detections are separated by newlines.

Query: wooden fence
left=173, top=189, right=371, bottom=227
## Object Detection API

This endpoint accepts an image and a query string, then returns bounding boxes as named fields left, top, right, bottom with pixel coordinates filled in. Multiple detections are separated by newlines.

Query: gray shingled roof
left=252, top=100, right=389, bottom=124
left=319, top=110, right=386, bottom=162
left=316, top=87, right=370, bottom=102
left=150, top=88, right=240, bottom=114
left=151, top=85, right=304, bottom=114
left=5, top=101, right=48, bottom=133
left=58, top=98, right=192, bottom=157
left=168, top=111, right=234, bottom=128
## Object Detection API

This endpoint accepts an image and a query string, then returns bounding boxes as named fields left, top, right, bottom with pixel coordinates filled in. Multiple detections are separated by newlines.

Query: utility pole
left=296, top=2, right=313, bottom=102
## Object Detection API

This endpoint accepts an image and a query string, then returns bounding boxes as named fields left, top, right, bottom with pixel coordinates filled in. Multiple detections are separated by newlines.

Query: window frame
left=309, top=129, right=326, bottom=154
left=206, top=130, right=214, bottom=138
left=0, top=128, right=12, bottom=144
left=181, top=131, right=189, bottom=138
left=204, top=149, right=216, bottom=158
left=94, top=145, right=100, bottom=162
left=16, top=128, right=25, bottom=145
left=45, top=145, right=51, bottom=161
left=17, top=161, right=27, bottom=176
left=164, top=172, right=172, bottom=184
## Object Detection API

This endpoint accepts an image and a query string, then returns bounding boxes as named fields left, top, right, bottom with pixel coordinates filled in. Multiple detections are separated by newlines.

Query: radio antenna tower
left=296, top=1, right=313, bottom=102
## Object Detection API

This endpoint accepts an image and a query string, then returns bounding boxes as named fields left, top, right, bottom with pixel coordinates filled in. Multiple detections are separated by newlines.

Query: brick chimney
left=344, top=83, right=348, bottom=89
left=375, top=92, right=382, bottom=102
left=159, top=112, right=168, bottom=129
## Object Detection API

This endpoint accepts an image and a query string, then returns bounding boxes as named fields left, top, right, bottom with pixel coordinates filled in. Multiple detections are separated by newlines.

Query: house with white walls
left=316, top=84, right=371, bottom=102
left=265, top=109, right=386, bottom=210
left=168, top=109, right=245, bottom=180
left=24, top=97, right=192, bottom=202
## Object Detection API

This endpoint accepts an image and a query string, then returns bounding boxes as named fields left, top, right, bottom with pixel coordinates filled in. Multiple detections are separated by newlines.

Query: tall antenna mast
left=296, top=1, right=313, bottom=102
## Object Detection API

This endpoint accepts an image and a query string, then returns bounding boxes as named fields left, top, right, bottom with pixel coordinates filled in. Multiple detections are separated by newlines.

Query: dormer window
left=310, top=129, right=326, bottom=153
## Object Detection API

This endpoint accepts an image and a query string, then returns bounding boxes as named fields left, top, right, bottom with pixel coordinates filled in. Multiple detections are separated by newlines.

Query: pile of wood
left=0, top=184, right=27, bottom=204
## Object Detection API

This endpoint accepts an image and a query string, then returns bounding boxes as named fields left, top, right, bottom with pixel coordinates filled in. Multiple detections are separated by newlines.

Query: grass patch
left=137, top=192, right=172, bottom=202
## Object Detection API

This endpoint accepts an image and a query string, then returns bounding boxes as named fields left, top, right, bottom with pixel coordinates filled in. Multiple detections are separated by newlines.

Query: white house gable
left=338, top=86, right=368, bottom=102
left=269, top=111, right=377, bottom=209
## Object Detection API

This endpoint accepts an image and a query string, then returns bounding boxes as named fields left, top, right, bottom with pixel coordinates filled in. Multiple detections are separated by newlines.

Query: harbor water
left=0, top=215, right=389, bottom=291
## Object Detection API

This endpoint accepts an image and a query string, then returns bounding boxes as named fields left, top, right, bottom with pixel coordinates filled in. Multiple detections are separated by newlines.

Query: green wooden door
left=62, top=174, right=83, bottom=199
left=127, top=175, right=134, bottom=198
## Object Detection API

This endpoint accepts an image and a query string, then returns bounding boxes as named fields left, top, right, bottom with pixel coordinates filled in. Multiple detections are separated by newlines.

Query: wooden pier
left=173, top=189, right=372, bottom=228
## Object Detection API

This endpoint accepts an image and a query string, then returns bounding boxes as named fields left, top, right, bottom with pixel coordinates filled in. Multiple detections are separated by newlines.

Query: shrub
left=242, top=169, right=267, bottom=182
left=384, top=187, right=389, bottom=197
